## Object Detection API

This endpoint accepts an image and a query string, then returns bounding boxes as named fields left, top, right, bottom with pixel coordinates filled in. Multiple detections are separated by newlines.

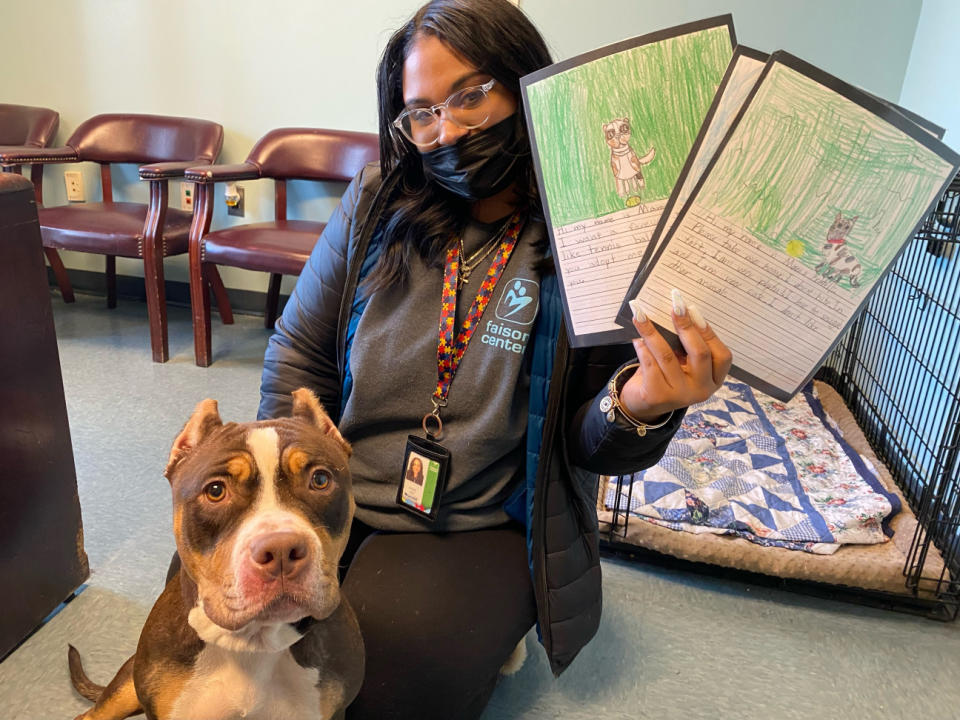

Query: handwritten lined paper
left=636, top=205, right=855, bottom=390
left=557, top=200, right=666, bottom=336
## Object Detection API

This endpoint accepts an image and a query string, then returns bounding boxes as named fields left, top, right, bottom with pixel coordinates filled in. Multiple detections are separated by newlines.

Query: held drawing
left=627, top=54, right=959, bottom=399
left=521, top=18, right=734, bottom=345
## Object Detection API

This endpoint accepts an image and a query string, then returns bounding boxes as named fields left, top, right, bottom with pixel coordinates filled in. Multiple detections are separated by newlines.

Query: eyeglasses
left=393, top=78, right=496, bottom=147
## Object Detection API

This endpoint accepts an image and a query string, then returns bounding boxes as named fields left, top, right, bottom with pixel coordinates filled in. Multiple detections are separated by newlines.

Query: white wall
left=523, top=0, right=921, bottom=103
left=0, top=0, right=925, bottom=294
left=899, top=0, right=960, bottom=142
left=0, top=0, right=425, bottom=294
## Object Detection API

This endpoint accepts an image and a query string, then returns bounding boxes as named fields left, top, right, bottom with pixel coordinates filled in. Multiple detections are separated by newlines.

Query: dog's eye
left=310, top=470, right=331, bottom=491
left=204, top=481, right=227, bottom=502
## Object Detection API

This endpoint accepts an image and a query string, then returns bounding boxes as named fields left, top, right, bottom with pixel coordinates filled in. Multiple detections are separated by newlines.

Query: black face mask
left=420, top=114, right=526, bottom=200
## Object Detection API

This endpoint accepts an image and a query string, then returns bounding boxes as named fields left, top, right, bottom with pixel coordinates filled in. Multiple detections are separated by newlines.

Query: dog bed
left=598, top=380, right=949, bottom=597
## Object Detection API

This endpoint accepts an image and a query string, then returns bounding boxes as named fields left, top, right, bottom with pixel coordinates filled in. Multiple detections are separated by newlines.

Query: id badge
left=397, top=435, right=450, bottom=522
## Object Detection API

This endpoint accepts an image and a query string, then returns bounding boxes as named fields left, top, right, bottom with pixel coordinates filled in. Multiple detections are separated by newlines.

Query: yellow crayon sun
left=785, top=239, right=805, bottom=258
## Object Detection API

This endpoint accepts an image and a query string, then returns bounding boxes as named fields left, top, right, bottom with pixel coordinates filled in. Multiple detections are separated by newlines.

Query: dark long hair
left=362, top=0, right=553, bottom=292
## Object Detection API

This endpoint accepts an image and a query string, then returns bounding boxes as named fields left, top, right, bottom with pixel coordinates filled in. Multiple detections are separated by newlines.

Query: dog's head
left=603, top=118, right=631, bottom=148
left=164, top=388, right=353, bottom=633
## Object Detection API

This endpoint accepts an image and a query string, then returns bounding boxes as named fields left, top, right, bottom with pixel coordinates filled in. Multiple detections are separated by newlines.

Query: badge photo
left=397, top=435, right=450, bottom=522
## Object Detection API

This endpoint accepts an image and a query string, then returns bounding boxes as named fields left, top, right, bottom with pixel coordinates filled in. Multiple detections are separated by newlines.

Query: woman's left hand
left=618, top=291, right=732, bottom=424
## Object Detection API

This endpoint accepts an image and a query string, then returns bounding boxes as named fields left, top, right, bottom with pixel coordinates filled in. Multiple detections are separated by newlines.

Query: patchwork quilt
left=604, top=381, right=901, bottom=554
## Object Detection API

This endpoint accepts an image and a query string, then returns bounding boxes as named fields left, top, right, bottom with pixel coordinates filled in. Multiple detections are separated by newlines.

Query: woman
left=258, top=1, right=732, bottom=717
left=405, top=456, right=425, bottom=487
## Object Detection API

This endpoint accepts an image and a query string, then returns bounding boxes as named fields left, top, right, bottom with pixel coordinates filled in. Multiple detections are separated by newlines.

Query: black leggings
left=340, top=519, right=537, bottom=720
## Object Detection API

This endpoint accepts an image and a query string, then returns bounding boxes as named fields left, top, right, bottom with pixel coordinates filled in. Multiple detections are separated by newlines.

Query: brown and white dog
left=68, top=388, right=363, bottom=720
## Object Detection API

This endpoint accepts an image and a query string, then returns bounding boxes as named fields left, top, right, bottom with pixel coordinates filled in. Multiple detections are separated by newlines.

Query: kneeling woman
left=258, top=1, right=732, bottom=717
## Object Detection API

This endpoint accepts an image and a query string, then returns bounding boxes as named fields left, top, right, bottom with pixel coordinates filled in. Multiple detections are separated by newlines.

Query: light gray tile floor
left=2, top=292, right=958, bottom=720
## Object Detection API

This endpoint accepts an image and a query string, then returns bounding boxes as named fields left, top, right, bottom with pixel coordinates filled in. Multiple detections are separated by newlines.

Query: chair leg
left=106, top=255, right=117, bottom=308
left=208, top=265, right=234, bottom=325
left=142, top=180, right=171, bottom=362
left=190, top=258, right=214, bottom=368
left=44, top=248, right=75, bottom=303
left=265, top=273, right=282, bottom=329
left=143, top=248, right=169, bottom=363
left=187, top=183, right=222, bottom=366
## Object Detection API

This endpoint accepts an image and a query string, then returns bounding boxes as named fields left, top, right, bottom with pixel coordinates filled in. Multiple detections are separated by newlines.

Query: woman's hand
left=618, top=289, right=732, bottom=423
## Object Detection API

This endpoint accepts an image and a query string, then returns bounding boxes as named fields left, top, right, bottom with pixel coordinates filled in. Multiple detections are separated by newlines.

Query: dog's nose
left=249, top=531, right=310, bottom=579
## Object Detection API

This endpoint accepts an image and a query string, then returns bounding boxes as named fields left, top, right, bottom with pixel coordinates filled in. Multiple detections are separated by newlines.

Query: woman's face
left=411, top=458, right=423, bottom=475
left=401, top=33, right=517, bottom=149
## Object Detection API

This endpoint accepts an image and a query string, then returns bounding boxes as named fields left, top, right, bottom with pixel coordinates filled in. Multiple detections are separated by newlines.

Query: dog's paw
left=499, top=637, right=527, bottom=676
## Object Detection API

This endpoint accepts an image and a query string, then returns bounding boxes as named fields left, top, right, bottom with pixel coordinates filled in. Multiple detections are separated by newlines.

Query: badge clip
left=422, top=397, right=446, bottom=441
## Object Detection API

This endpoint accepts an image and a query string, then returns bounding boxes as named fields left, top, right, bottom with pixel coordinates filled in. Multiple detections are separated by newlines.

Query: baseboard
left=46, top=267, right=287, bottom=317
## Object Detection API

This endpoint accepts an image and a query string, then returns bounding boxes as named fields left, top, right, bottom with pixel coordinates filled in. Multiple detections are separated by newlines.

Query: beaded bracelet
left=599, top=363, right=673, bottom=436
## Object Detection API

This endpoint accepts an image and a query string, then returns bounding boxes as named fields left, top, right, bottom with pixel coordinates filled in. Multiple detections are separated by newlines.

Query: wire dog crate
left=817, top=172, right=960, bottom=619
left=602, top=173, right=960, bottom=621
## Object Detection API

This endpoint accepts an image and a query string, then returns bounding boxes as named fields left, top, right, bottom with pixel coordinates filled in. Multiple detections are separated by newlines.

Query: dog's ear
left=165, top=398, right=223, bottom=480
left=291, top=388, right=351, bottom=457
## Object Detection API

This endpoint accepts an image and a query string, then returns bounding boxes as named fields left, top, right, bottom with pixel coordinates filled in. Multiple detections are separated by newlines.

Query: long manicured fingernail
left=629, top=298, right=647, bottom=324
left=671, top=288, right=687, bottom=316
left=688, top=303, right=708, bottom=330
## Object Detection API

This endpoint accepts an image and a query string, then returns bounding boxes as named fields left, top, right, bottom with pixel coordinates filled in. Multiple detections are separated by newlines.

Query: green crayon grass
left=696, top=64, right=955, bottom=287
left=525, top=26, right=733, bottom=227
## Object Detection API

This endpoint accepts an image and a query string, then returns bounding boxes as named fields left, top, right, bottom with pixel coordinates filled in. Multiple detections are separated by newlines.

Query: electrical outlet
left=226, top=185, right=244, bottom=217
left=64, top=171, right=84, bottom=202
left=181, top=182, right=195, bottom=211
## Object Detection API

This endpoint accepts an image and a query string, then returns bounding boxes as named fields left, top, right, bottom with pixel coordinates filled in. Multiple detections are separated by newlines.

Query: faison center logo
left=495, top=278, right=539, bottom=325
left=480, top=278, right=540, bottom=355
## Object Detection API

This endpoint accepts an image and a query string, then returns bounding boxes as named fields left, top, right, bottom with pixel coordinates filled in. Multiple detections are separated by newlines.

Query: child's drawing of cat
left=815, top=212, right=862, bottom=288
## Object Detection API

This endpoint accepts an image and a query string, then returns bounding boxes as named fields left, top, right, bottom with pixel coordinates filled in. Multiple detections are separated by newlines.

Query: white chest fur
left=170, top=644, right=326, bottom=720
left=168, top=605, right=344, bottom=720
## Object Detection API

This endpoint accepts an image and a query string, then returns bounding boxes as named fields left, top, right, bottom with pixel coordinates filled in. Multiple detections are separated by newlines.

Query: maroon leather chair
left=0, top=113, right=228, bottom=362
left=0, top=103, right=60, bottom=197
left=184, top=128, right=378, bottom=366
left=0, top=103, right=72, bottom=298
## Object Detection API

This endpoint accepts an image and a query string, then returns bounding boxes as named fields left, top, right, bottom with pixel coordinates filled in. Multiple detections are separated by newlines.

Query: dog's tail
left=68, top=644, right=105, bottom=702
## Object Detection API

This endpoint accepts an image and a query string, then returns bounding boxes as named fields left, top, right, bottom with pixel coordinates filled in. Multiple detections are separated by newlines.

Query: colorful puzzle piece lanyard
left=422, top=209, right=526, bottom=440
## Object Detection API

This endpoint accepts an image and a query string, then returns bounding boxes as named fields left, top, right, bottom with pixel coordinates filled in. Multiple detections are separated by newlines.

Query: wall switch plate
left=226, top=185, right=244, bottom=217
left=181, top=182, right=194, bottom=211
left=64, top=171, right=84, bottom=202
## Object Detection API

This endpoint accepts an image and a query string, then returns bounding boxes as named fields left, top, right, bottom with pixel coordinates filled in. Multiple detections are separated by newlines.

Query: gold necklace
left=458, top=236, right=500, bottom=287
left=457, top=217, right=512, bottom=289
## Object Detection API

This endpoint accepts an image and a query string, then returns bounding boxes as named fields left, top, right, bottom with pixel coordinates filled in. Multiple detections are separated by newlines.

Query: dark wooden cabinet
left=0, top=173, right=88, bottom=660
